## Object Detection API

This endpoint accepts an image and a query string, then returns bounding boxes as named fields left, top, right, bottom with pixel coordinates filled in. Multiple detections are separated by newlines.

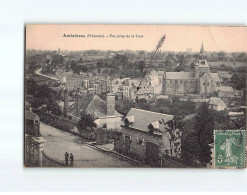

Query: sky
left=26, top=25, right=247, bottom=52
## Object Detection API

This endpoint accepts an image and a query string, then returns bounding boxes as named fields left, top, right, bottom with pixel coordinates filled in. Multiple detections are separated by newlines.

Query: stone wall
left=24, top=135, right=45, bottom=167
left=199, top=74, right=217, bottom=95
left=95, top=116, right=122, bottom=130
left=114, top=125, right=187, bottom=167
left=164, top=79, right=197, bottom=95
left=114, top=126, right=163, bottom=163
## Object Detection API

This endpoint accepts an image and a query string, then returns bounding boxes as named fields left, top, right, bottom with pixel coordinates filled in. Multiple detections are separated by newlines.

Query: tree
left=65, top=64, right=70, bottom=72
left=120, top=55, right=128, bottom=64
left=138, top=61, right=145, bottom=73
left=52, top=54, right=64, bottom=66
left=114, top=54, right=122, bottom=62
left=231, top=73, right=246, bottom=90
left=78, top=111, right=96, bottom=131
left=81, top=66, right=88, bottom=73
left=26, top=80, right=62, bottom=115
left=175, top=55, right=186, bottom=72
left=162, top=119, right=183, bottom=157
left=135, top=98, right=150, bottom=110
left=115, top=99, right=134, bottom=116
left=183, top=103, right=215, bottom=165
left=190, top=62, right=195, bottom=70
left=237, top=52, right=247, bottom=62
left=217, top=51, right=226, bottom=61
left=97, top=61, right=104, bottom=68
left=70, top=60, right=77, bottom=73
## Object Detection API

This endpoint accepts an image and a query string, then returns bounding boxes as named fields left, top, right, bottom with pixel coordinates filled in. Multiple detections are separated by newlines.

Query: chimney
left=106, top=93, right=115, bottom=116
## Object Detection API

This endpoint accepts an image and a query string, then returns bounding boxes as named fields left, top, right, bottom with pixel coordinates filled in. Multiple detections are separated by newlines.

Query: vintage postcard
left=24, top=25, right=247, bottom=168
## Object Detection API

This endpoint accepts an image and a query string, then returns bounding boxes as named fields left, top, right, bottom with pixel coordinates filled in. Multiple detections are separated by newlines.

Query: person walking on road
left=65, top=152, right=69, bottom=165
left=69, top=153, right=74, bottom=166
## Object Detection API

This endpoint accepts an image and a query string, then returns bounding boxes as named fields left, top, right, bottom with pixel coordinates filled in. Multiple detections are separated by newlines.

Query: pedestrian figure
left=65, top=152, right=69, bottom=165
left=69, top=153, right=74, bottom=166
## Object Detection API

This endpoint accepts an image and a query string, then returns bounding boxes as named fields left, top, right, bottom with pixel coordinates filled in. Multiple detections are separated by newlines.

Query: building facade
left=115, top=108, right=182, bottom=167
left=163, top=43, right=220, bottom=96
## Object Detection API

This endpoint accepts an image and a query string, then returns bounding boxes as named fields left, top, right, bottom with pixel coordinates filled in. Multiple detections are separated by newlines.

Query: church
left=163, top=43, right=220, bottom=96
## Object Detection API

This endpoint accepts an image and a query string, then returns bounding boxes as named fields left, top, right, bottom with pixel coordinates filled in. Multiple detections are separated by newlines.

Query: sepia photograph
left=24, top=25, right=246, bottom=168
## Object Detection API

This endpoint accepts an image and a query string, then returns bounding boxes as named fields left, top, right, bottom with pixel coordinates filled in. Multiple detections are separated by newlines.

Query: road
left=35, top=68, right=60, bottom=81
left=40, top=122, right=137, bottom=167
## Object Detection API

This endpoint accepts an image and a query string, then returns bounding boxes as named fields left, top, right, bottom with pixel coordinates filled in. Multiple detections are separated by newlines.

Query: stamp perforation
left=213, top=129, right=246, bottom=169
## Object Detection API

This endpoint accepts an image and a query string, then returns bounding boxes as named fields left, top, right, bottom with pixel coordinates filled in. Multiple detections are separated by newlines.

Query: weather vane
left=136, top=34, right=166, bottom=92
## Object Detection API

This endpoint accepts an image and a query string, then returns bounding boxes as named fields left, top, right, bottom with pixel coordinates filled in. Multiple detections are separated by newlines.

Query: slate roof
left=86, top=95, right=122, bottom=118
left=123, top=108, right=174, bottom=132
left=69, top=94, right=122, bottom=118
left=208, top=97, right=225, bottom=106
left=200, top=42, right=205, bottom=55
left=166, top=72, right=194, bottom=80
left=218, top=71, right=230, bottom=75
left=218, top=85, right=234, bottom=92
left=209, top=73, right=220, bottom=81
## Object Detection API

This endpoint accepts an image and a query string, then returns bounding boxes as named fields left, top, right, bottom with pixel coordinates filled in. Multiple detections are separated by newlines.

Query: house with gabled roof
left=69, top=93, right=122, bottom=130
left=114, top=108, right=182, bottom=167
left=208, top=97, right=227, bottom=111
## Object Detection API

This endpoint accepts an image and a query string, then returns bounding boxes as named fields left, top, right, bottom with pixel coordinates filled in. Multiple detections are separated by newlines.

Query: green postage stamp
left=214, top=130, right=246, bottom=168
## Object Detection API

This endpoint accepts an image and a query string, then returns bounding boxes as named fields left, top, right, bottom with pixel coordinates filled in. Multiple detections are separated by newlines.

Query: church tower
left=194, top=42, right=210, bottom=78
left=199, top=42, right=205, bottom=57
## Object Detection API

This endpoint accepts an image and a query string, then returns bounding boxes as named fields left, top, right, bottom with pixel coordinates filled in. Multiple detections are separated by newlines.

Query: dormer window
left=148, top=121, right=160, bottom=135
left=124, top=115, right=134, bottom=127
left=126, top=115, right=134, bottom=123
left=151, top=121, right=159, bottom=129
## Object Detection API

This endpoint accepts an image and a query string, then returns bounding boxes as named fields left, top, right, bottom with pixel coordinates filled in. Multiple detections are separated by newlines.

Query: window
left=207, top=83, right=209, bottom=86
left=170, top=80, right=172, bottom=84
left=136, top=137, right=144, bottom=146
left=180, top=80, right=182, bottom=84
left=190, top=80, right=192, bottom=84
left=34, top=120, right=39, bottom=124
left=203, top=83, right=205, bottom=86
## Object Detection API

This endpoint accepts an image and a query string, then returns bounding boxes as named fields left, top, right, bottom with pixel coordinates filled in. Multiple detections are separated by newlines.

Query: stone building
left=208, top=97, right=227, bottom=111
left=115, top=108, right=182, bottom=167
left=163, top=43, right=220, bottom=96
left=66, top=75, right=85, bottom=91
left=72, top=93, right=123, bottom=130
left=121, top=71, right=163, bottom=101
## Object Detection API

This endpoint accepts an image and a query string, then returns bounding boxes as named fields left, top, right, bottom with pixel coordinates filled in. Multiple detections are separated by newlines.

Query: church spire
left=200, top=42, right=205, bottom=56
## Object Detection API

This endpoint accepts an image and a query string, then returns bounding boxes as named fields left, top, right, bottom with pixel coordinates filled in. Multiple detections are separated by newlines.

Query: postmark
left=214, top=130, right=246, bottom=168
